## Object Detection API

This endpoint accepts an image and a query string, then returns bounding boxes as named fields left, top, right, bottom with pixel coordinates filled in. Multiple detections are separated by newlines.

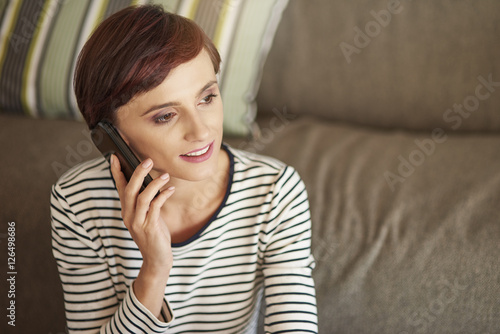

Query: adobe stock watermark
left=399, top=273, right=474, bottom=334
left=340, top=0, right=406, bottom=64
left=6, top=221, right=16, bottom=327
left=237, top=105, right=296, bottom=154
left=9, top=0, right=70, bottom=53
left=51, top=128, right=100, bottom=178
left=211, top=0, right=238, bottom=12
left=384, top=73, right=500, bottom=191
left=312, top=236, right=337, bottom=265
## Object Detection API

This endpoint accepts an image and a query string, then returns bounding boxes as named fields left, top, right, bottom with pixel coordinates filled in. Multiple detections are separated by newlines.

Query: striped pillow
left=0, top=0, right=288, bottom=136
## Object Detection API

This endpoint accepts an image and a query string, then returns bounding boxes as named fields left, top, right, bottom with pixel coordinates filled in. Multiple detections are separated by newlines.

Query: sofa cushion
left=257, top=116, right=500, bottom=333
left=258, top=0, right=500, bottom=132
left=0, top=0, right=288, bottom=136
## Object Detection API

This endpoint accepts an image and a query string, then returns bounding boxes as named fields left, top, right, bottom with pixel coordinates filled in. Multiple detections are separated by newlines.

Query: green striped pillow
left=0, top=0, right=288, bottom=136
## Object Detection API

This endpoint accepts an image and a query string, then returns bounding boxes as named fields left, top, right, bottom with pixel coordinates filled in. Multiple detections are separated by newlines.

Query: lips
left=180, top=141, right=214, bottom=163
left=183, top=144, right=211, bottom=157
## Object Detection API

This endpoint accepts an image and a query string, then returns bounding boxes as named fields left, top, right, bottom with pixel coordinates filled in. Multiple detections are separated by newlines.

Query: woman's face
left=115, top=49, right=224, bottom=182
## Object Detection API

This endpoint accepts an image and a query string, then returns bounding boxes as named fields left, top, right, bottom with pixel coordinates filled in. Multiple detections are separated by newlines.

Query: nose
left=183, top=110, right=210, bottom=142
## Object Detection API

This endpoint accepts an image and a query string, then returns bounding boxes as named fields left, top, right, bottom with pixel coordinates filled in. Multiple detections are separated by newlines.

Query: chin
left=178, top=155, right=222, bottom=181
left=176, top=165, right=219, bottom=183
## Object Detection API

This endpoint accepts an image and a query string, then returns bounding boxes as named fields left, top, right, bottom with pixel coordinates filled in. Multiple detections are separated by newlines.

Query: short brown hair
left=74, top=5, right=221, bottom=129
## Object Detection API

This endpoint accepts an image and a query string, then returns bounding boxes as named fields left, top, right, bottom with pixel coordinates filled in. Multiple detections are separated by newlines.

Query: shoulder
left=54, top=156, right=111, bottom=189
left=224, top=146, right=311, bottom=240
left=225, top=144, right=304, bottom=191
left=57, top=156, right=109, bottom=182
left=226, top=145, right=291, bottom=176
left=51, top=156, right=117, bottom=205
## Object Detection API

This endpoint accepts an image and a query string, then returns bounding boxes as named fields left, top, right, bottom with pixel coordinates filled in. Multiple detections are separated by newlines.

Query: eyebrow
left=141, top=80, right=218, bottom=117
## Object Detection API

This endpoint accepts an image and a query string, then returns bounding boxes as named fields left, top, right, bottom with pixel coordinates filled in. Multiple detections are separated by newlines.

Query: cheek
left=127, top=130, right=170, bottom=160
left=209, top=103, right=224, bottom=129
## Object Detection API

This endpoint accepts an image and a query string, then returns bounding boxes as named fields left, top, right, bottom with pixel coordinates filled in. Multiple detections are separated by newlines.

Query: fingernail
left=110, top=155, right=118, bottom=168
left=142, top=159, right=152, bottom=169
left=167, top=186, right=175, bottom=191
left=160, top=173, right=169, bottom=180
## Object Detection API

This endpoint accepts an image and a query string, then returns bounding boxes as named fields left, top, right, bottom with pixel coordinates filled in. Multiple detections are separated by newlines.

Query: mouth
left=179, top=141, right=214, bottom=163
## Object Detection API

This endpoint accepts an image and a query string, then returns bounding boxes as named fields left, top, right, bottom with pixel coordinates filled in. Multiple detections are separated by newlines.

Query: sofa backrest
left=258, top=0, right=500, bottom=132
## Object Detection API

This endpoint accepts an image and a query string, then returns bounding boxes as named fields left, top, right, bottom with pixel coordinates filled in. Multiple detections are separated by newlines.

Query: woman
left=50, top=5, right=317, bottom=333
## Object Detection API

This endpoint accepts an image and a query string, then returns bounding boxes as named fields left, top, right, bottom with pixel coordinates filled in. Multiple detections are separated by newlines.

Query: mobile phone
left=91, top=120, right=153, bottom=192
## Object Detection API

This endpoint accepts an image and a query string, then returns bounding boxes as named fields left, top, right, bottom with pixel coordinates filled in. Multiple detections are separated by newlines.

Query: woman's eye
left=201, top=93, right=218, bottom=104
left=154, top=112, right=174, bottom=124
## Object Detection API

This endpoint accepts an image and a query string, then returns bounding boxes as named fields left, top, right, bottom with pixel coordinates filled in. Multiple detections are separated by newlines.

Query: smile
left=184, top=144, right=210, bottom=157
left=180, top=141, right=214, bottom=163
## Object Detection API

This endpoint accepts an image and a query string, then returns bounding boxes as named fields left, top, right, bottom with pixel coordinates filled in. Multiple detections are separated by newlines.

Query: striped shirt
left=50, top=145, right=318, bottom=333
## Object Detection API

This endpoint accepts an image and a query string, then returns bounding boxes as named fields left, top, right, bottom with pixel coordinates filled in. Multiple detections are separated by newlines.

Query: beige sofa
left=1, top=0, right=499, bottom=333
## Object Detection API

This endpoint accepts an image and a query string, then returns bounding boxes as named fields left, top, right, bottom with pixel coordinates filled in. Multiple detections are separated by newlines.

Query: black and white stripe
left=51, top=145, right=318, bottom=333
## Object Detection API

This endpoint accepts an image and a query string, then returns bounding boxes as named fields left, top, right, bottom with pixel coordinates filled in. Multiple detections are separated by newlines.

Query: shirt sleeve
left=262, top=166, right=318, bottom=333
left=50, top=184, right=174, bottom=333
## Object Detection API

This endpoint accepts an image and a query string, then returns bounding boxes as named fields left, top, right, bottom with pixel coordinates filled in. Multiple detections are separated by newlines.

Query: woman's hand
left=109, top=154, right=175, bottom=318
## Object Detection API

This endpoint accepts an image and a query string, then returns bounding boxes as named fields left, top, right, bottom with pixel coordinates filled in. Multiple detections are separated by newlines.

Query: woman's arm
left=51, top=155, right=175, bottom=333
left=109, top=154, right=175, bottom=319
left=262, top=167, right=318, bottom=333
left=51, top=184, right=173, bottom=333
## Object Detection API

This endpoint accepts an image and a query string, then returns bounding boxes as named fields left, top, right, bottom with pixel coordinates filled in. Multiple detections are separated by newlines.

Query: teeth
left=185, top=145, right=210, bottom=157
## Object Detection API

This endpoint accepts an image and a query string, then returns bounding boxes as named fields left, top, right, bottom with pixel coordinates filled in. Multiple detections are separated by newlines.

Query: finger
left=109, top=154, right=128, bottom=198
left=123, top=158, right=155, bottom=206
left=134, top=174, right=172, bottom=224
left=144, top=186, right=175, bottom=231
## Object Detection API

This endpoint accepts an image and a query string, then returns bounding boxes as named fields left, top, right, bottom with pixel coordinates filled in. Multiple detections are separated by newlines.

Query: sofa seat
left=256, top=116, right=500, bottom=333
